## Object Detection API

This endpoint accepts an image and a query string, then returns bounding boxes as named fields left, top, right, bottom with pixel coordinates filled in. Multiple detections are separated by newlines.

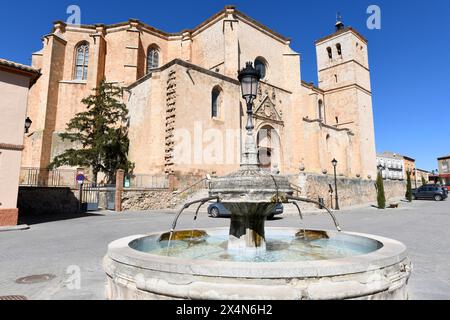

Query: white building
left=376, top=152, right=405, bottom=181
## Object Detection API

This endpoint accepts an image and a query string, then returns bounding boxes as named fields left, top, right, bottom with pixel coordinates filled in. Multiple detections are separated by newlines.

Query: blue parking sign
left=76, top=174, right=85, bottom=184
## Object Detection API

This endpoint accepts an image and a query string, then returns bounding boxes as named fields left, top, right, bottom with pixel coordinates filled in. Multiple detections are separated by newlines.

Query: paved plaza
left=0, top=199, right=449, bottom=300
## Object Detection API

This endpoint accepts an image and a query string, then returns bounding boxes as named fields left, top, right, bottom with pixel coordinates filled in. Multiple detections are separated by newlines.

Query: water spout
left=286, top=195, right=342, bottom=232
left=170, top=196, right=220, bottom=233
left=290, top=201, right=306, bottom=238
left=167, top=196, right=219, bottom=254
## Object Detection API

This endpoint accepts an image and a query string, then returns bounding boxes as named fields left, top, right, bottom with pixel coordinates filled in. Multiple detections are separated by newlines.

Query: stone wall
left=16, top=173, right=406, bottom=215
left=120, top=173, right=210, bottom=211
left=289, top=173, right=406, bottom=209
left=120, top=173, right=407, bottom=212
left=17, top=186, right=80, bottom=216
left=121, top=189, right=174, bottom=211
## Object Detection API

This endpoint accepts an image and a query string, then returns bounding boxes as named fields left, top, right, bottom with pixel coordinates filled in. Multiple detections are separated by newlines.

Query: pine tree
left=49, top=80, right=134, bottom=184
left=405, top=170, right=413, bottom=202
left=376, top=171, right=386, bottom=209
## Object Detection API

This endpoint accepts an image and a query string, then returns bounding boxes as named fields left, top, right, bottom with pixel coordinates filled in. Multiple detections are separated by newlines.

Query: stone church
left=22, top=6, right=377, bottom=183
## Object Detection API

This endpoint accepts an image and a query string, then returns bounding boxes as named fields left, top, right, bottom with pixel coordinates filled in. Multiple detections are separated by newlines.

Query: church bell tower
left=315, top=17, right=377, bottom=180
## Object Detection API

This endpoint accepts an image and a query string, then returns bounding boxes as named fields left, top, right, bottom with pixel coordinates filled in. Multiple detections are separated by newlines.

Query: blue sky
left=1, top=0, right=449, bottom=171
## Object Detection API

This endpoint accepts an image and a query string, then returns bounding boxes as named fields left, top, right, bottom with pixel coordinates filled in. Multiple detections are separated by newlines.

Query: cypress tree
left=406, top=170, right=413, bottom=202
left=376, top=171, right=386, bottom=209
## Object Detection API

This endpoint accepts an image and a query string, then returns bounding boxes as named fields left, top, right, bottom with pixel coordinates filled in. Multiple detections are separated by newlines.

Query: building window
left=74, top=42, right=89, bottom=80
left=254, top=57, right=267, bottom=79
left=318, top=99, right=324, bottom=121
left=147, top=46, right=160, bottom=73
left=334, top=74, right=338, bottom=83
left=327, top=47, right=333, bottom=59
left=211, top=86, right=222, bottom=118
left=336, top=43, right=342, bottom=56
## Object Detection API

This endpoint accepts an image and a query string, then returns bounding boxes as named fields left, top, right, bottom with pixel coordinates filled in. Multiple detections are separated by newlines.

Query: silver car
left=207, top=202, right=284, bottom=219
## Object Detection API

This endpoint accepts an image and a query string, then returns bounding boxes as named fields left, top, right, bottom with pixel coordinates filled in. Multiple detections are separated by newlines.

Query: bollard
left=318, top=197, right=325, bottom=210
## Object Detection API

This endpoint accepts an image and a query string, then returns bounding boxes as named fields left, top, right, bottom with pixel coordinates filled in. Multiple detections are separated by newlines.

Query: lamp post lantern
left=238, top=62, right=261, bottom=170
left=332, top=158, right=340, bottom=210
left=24, top=117, right=32, bottom=134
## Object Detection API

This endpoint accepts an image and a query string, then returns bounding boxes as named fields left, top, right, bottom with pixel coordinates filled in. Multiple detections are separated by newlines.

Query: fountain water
left=103, top=63, right=411, bottom=300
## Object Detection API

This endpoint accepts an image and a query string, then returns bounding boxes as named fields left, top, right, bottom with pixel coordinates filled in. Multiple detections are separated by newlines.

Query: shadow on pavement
left=18, top=212, right=105, bottom=226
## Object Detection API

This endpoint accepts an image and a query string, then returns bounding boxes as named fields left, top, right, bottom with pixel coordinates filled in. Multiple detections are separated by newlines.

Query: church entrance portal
left=257, top=125, right=281, bottom=173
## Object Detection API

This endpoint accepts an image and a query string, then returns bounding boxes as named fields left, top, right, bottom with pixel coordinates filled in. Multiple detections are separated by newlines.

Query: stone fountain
left=103, top=63, right=411, bottom=300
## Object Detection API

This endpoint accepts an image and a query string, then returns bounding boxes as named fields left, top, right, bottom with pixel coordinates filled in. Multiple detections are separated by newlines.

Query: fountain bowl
left=103, top=228, right=411, bottom=300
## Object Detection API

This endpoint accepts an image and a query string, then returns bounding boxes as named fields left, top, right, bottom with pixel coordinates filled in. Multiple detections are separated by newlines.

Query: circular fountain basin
left=103, top=228, right=411, bottom=300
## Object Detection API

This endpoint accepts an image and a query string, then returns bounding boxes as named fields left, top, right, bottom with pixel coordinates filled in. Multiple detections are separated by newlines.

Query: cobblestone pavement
left=0, top=199, right=449, bottom=300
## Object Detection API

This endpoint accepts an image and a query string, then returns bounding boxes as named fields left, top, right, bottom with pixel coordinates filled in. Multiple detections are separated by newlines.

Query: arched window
left=327, top=47, right=333, bottom=59
left=211, top=86, right=222, bottom=118
left=147, top=46, right=160, bottom=73
left=254, top=57, right=267, bottom=79
left=336, top=43, right=342, bottom=56
left=318, top=99, right=324, bottom=121
left=325, top=134, right=331, bottom=151
left=74, top=42, right=89, bottom=80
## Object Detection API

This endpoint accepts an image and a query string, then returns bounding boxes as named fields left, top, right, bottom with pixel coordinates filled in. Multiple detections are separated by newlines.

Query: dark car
left=208, top=202, right=284, bottom=219
left=413, top=185, right=448, bottom=201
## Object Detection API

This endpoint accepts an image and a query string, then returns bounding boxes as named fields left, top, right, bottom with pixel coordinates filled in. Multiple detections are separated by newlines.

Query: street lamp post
left=331, top=158, right=340, bottom=210
left=238, top=62, right=261, bottom=170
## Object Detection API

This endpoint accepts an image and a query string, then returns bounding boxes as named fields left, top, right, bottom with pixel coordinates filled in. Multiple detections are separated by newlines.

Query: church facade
left=23, top=6, right=377, bottom=182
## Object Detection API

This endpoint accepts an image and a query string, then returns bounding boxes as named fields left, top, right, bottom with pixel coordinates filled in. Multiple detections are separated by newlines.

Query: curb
left=0, top=225, right=30, bottom=233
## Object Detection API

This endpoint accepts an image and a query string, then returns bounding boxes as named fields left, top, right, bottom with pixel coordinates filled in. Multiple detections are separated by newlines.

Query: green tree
left=405, top=170, right=413, bottom=202
left=376, top=171, right=386, bottom=209
left=49, top=80, right=134, bottom=184
left=421, top=176, right=427, bottom=186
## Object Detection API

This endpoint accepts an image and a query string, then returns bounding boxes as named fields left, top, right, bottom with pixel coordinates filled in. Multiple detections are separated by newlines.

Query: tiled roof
left=377, top=151, right=403, bottom=160
left=0, top=58, right=40, bottom=76
left=438, top=155, right=450, bottom=160
left=315, top=26, right=368, bottom=45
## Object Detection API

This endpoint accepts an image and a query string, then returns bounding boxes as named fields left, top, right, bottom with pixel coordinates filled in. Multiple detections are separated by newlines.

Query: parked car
left=413, top=185, right=448, bottom=201
left=208, top=202, right=284, bottom=219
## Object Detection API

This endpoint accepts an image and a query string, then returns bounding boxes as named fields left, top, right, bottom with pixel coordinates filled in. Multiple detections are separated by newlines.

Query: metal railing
left=127, top=174, right=169, bottom=190
left=19, top=167, right=78, bottom=188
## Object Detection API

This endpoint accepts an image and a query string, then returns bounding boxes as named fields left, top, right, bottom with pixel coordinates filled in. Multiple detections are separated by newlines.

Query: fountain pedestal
left=226, top=202, right=275, bottom=255
left=209, top=168, right=292, bottom=255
